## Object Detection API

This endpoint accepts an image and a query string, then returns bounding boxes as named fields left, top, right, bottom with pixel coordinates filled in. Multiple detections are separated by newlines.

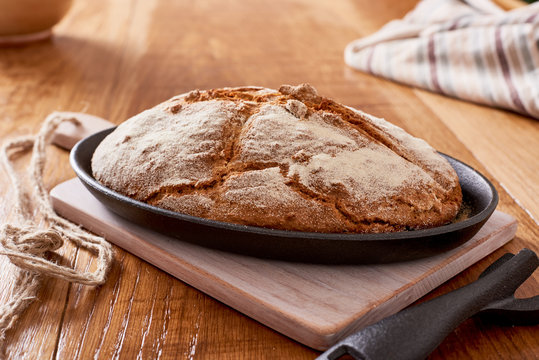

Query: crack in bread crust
left=144, top=161, right=287, bottom=205
left=177, top=85, right=456, bottom=193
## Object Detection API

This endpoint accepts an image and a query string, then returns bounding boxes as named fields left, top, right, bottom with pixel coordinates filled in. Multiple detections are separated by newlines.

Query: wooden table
left=1, top=0, right=537, bottom=358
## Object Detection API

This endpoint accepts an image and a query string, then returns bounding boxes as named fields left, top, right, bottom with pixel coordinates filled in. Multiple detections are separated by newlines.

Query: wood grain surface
left=0, top=0, right=538, bottom=359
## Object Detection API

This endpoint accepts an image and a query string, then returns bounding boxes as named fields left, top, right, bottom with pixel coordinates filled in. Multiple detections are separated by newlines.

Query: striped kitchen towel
left=344, top=0, right=539, bottom=119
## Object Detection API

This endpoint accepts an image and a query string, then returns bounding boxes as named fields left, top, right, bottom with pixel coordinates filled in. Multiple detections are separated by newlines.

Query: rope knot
left=1, top=224, right=64, bottom=258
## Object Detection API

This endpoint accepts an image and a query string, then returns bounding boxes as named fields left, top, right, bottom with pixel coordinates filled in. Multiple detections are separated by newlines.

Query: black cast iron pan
left=70, top=127, right=498, bottom=264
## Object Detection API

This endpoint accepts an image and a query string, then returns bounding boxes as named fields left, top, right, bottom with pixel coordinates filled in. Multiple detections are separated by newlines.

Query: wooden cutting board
left=50, top=178, right=516, bottom=350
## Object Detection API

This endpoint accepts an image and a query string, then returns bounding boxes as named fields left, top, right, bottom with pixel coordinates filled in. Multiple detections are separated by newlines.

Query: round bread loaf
left=91, top=84, right=462, bottom=233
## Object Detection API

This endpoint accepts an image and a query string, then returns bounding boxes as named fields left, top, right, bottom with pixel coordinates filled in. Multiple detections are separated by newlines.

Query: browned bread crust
left=92, top=84, right=462, bottom=233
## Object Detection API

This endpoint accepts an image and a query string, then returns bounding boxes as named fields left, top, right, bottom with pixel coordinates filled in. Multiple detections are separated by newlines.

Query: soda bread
left=91, top=84, right=462, bottom=233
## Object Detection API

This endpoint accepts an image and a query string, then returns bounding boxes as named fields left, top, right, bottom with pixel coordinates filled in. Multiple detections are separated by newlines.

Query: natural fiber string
left=0, top=114, right=113, bottom=349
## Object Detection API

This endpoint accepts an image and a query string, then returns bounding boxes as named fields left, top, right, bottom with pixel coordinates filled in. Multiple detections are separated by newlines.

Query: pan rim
left=70, top=127, right=499, bottom=243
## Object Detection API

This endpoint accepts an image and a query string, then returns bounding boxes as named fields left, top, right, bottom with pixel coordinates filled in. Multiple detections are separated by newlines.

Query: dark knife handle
left=317, top=249, right=539, bottom=360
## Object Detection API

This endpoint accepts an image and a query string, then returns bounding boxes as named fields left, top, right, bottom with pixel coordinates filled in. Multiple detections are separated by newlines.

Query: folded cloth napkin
left=345, top=0, right=539, bottom=119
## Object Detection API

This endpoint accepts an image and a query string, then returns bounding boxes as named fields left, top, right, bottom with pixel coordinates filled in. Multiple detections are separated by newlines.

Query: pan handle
left=317, top=249, right=539, bottom=360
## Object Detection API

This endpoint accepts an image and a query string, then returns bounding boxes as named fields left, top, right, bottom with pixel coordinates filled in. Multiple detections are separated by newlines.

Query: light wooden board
left=50, top=112, right=114, bottom=150
left=50, top=178, right=517, bottom=350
